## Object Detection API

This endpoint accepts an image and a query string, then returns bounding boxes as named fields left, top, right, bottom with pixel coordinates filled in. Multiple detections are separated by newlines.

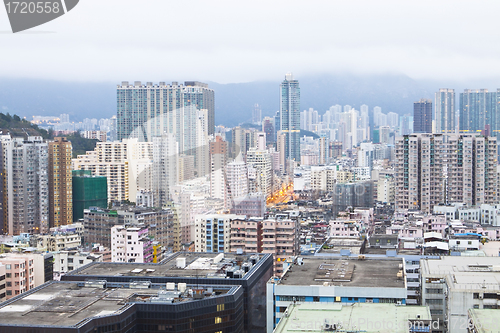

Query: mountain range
left=1, top=74, right=499, bottom=127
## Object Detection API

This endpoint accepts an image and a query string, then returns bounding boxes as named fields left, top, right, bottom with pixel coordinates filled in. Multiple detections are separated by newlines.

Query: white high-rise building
left=387, top=112, right=399, bottom=129
left=117, top=81, right=215, bottom=141
left=153, top=133, right=178, bottom=207
left=246, top=148, right=273, bottom=198
left=226, top=159, right=249, bottom=203
left=379, top=126, right=391, bottom=144
left=435, top=88, right=455, bottom=134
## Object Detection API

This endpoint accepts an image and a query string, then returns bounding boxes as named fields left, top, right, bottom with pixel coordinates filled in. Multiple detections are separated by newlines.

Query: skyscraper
left=435, top=88, right=455, bottom=133
left=458, top=89, right=500, bottom=135
left=117, top=81, right=215, bottom=141
left=279, top=73, right=300, bottom=167
left=49, top=137, right=73, bottom=228
left=252, top=103, right=262, bottom=125
left=262, top=117, right=274, bottom=144
left=413, top=99, right=432, bottom=133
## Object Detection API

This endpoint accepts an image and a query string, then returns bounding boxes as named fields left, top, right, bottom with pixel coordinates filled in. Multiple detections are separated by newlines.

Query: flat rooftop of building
left=273, top=303, right=431, bottom=333
left=0, top=282, right=136, bottom=327
left=280, top=257, right=405, bottom=288
left=468, top=309, right=500, bottom=333
left=319, top=238, right=364, bottom=254
left=421, top=256, right=500, bottom=291
left=67, top=252, right=264, bottom=279
left=421, top=256, right=500, bottom=275
left=0, top=281, right=234, bottom=328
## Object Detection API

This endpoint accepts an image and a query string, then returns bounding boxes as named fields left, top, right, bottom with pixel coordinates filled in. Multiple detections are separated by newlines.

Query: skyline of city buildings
left=5, top=77, right=500, bottom=332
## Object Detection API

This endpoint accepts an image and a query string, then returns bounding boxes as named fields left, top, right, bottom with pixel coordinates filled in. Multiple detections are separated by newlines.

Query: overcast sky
left=1, top=0, right=499, bottom=83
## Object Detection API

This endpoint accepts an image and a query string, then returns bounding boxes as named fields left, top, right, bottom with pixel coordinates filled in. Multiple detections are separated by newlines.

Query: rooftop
left=468, top=309, right=500, bottom=333
left=279, top=257, right=405, bottom=288
left=67, top=252, right=264, bottom=279
left=421, top=257, right=500, bottom=291
left=0, top=281, right=235, bottom=328
left=273, top=303, right=431, bottom=333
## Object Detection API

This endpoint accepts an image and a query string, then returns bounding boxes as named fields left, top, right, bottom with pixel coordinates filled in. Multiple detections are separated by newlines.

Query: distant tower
left=435, top=89, right=455, bottom=133
left=279, top=73, right=301, bottom=168
left=252, top=103, right=262, bottom=125
left=49, top=137, right=73, bottom=228
left=413, top=99, right=432, bottom=133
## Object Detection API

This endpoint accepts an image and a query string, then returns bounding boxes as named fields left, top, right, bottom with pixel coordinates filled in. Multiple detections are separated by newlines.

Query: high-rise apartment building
left=246, top=148, right=273, bottom=198
left=435, top=88, right=455, bottom=133
left=413, top=98, right=432, bottom=133
left=1, top=135, right=49, bottom=235
left=459, top=89, right=500, bottom=143
left=262, top=117, right=274, bottom=144
left=209, top=136, right=228, bottom=206
left=395, top=133, right=497, bottom=213
left=72, top=139, right=153, bottom=203
left=279, top=73, right=301, bottom=167
left=226, top=159, right=248, bottom=205
left=252, top=103, right=262, bottom=125
left=152, top=133, right=178, bottom=207
left=0, top=144, right=3, bottom=234
left=49, top=137, right=73, bottom=228
left=117, top=81, right=215, bottom=141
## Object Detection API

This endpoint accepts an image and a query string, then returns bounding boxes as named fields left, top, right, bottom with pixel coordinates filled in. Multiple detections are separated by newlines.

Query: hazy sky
left=1, top=0, right=500, bottom=83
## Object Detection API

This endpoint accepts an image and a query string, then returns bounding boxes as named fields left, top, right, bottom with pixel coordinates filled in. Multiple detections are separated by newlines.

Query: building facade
left=117, top=81, right=215, bottom=141
left=413, top=98, right=432, bottom=133
left=279, top=73, right=301, bottom=168
left=72, top=170, right=107, bottom=221
left=434, top=88, right=455, bottom=134
left=111, top=224, right=153, bottom=263
left=49, top=137, right=73, bottom=228
left=0, top=135, right=49, bottom=235
left=395, top=133, right=497, bottom=213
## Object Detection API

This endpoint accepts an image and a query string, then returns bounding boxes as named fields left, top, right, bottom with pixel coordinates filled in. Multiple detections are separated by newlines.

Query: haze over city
left=1, top=0, right=500, bottom=83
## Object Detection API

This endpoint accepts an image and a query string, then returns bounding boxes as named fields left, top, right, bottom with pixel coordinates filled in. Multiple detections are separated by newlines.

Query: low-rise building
left=111, top=224, right=153, bottom=263
left=0, top=252, right=53, bottom=300
left=53, top=250, right=103, bottom=276
left=421, top=256, right=500, bottom=333
left=266, top=257, right=408, bottom=332
left=61, top=252, right=274, bottom=333
left=273, top=302, right=432, bottom=333
left=468, top=308, right=500, bottom=333
left=194, top=214, right=245, bottom=253
left=0, top=280, right=245, bottom=333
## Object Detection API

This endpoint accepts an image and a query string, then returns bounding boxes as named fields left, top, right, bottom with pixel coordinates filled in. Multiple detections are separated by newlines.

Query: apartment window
left=5, top=265, right=10, bottom=270
left=6, top=290, right=11, bottom=296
